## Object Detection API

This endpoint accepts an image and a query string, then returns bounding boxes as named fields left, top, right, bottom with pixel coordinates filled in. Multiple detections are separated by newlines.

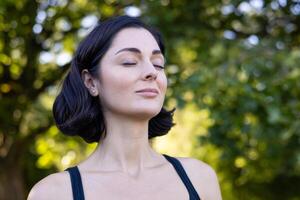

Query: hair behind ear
left=52, top=60, right=106, bottom=143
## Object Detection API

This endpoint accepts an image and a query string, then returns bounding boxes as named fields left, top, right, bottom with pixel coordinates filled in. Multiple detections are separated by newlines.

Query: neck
left=85, top=113, right=164, bottom=178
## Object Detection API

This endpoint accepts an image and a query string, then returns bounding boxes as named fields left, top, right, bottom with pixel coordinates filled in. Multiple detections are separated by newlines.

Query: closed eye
left=154, top=64, right=164, bottom=69
left=122, top=62, right=137, bottom=66
left=122, top=63, right=164, bottom=70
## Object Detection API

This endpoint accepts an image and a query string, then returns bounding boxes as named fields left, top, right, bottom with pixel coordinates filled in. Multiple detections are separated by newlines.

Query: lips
left=135, top=88, right=159, bottom=94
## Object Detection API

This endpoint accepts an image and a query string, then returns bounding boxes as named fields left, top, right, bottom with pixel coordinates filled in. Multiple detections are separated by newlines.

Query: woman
left=28, top=15, right=222, bottom=200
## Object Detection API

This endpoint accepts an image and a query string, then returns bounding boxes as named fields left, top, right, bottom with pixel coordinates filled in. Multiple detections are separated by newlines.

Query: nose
left=142, top=61, right=158, bottom=81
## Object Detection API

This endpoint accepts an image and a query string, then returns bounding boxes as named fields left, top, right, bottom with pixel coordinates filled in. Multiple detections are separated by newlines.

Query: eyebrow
left=115, top=47, right=163, bottom=56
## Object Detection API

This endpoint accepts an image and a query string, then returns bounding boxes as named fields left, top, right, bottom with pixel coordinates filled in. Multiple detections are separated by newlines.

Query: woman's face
left=95, top=27, right=167, bottom=120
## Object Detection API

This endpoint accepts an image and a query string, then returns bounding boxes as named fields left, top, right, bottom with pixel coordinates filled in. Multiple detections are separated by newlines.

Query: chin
left=130, top=107, right=161, bottom=119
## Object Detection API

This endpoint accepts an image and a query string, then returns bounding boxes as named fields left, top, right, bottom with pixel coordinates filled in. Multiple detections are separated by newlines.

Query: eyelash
left=122, top=63, right=164, bottom=69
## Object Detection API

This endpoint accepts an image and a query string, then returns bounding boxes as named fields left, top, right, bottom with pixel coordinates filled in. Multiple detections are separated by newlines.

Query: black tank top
left=65, top=154, right=201, bottom=200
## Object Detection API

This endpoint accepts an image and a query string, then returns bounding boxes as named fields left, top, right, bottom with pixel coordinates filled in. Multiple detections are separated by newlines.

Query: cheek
left=158, top=74, right=168, bottom=94
left=99, top=67, right=136, bottom=99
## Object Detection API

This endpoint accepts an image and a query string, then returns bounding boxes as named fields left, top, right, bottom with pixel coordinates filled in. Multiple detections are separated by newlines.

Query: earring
left=91, top=88, right=96, bottom=95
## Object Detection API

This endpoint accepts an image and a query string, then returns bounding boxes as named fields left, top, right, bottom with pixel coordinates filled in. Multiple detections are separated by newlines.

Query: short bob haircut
left=53, top=15, right=176, bottom=143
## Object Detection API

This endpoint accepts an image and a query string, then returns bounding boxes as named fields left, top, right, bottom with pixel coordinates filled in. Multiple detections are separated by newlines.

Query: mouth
left=135, top=88, right=159, bottom=94
left=135, top=88, right=159, bottom=98
left=135, top=91, right=158, bottom=97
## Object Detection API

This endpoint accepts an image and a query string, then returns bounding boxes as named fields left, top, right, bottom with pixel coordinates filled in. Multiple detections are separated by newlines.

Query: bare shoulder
left=176, top=157, right=217, bottom=181
left=27, top=171, right=72, bottom=200
left=176, top=156, right=222, bottom=200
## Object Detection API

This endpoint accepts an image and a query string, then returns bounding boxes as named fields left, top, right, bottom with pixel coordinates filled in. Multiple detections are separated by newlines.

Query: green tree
left=1, top=0, right=299, bottom=199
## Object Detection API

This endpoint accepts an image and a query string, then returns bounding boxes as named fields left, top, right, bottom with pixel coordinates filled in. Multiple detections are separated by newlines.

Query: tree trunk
left=0, top=139, right=26, bottom=200
left=0, top=162, right=25, bottom=200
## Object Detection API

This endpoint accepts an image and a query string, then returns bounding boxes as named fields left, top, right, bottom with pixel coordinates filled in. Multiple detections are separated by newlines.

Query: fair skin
left=28, top=27, right=222, bottom=200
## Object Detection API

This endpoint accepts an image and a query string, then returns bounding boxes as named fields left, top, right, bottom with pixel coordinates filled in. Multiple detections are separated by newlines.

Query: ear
left=81, top=69, right=99, bottom=96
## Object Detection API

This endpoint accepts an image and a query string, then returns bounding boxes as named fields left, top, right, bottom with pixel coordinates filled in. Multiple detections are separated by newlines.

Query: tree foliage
left=0, top=0, right=299, bottom=199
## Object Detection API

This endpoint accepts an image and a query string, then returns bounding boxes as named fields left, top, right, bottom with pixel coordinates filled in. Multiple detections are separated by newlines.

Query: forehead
left=108, top=27, right=160, bottom=53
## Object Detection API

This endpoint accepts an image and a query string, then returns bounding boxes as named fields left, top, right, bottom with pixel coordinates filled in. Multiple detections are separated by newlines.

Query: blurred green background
left=0, top=0, right=299, bottom=199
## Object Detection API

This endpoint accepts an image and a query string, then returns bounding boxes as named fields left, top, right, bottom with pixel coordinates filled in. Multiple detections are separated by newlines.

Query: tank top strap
left=65, top=166, right=85, bottom=200
left=163, top=154, right=201, bottom=200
